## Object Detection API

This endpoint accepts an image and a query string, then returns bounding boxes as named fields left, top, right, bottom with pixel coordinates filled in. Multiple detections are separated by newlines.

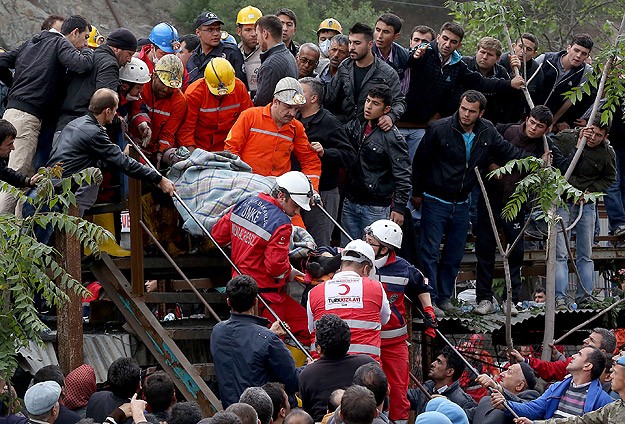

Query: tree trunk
left=541, top=208, right=558, bottom=361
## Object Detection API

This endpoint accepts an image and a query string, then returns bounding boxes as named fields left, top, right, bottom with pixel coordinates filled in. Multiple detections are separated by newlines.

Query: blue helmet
left=149, top=22, right=181, bottom=53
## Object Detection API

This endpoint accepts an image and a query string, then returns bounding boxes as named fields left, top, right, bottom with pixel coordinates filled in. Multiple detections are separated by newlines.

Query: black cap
left=195, top=11, right=224, bottom=29
left=519, top=361, right=537, bottom=390
left=106, top=28, right=138, bottom=51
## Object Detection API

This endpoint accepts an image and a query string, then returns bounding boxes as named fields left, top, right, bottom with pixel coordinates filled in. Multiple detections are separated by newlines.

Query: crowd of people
left=1, top=6, right=625, bottom=424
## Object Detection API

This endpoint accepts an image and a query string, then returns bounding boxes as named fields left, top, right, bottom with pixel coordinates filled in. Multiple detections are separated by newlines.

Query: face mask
left=319, top=39, right=331, bottom=57
left=126, top=94, right=141, bottom=101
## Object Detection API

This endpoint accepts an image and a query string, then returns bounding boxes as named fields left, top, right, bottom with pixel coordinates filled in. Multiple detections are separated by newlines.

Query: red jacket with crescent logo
left=307, top=270, right=391, bottom=362
left=374, top=252, right=432, bottom=341
left=212, top=193, right=292, bottom=303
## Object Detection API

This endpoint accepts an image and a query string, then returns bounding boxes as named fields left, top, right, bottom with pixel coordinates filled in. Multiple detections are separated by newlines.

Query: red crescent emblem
left=338, top=284, right=350, bottom=296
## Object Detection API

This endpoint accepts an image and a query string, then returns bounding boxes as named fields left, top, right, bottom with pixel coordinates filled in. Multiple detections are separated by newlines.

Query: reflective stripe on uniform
left=231, top=213, right=272, bottom=241
left=200, top=103, right=242, bottom=113
left=250, top=127, right=293, bottom=141
left=146, top=107, right=171, bottom=117
left=379, top=275, right=409, bottom=286
left=381, top=325, right=407, bottom=339
left=343, top=319, right=381, bottom=330
left=305, top=173, right=320, bottom=180
left=349, top=344, right=381, bottom=356
left=158, top=139, right=172, bottom=147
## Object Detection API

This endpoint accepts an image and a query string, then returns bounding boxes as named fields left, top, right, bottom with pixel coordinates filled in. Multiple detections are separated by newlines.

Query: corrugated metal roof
left=18, top=333, right=132, bottom=383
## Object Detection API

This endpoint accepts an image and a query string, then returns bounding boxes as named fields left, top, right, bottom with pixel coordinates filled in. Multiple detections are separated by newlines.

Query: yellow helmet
left=204, top=58, right=235, bottom=96
left=317, top=18, right=343, bottom=35
left=88, top=25, right=105, bottom=48
left=237, top=6, right=263, bottom=25
left=154, top=55, right=184, bottom=89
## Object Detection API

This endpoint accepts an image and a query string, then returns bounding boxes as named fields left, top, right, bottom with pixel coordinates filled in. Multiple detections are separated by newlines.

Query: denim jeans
left=604, top=149, right=625, bottom=231
left=555, top=202, right=595, bottom=302
left=418, top=196, right=470, bottom=304
left=340, top=198, right=390, bottom=246
left=398, top=128, right=426, bottom=162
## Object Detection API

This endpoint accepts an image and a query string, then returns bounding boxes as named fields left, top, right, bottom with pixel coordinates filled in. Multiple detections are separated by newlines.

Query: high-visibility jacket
left=211, top=193, right=292, bottom=304
left=374, top=252, right=432, bottom=341
left=178, top=77, right=253, bottom=152
left=141, top=83, right=187, bottom=154
left=225, top=104, right=321, bottom=190
left=307, top=270, right=391, bottom=361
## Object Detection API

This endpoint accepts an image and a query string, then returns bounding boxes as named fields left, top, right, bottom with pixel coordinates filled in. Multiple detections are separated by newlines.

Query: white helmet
left=275, top=171, right=313, bottom=211
left=119, top=57, right=151, bottom=84
left=366, top=219, right=403, bottom=249
left=341, top=239, right=375, bottom=267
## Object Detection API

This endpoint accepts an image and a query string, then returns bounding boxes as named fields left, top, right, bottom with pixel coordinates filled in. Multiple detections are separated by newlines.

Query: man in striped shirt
left=492, top=347, right=614, bottom=420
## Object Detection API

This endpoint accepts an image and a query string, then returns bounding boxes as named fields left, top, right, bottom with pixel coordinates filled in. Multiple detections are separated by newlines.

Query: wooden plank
left=143, top=292, right=226, bottom=304
left=128, top=148, right=144, bottom=296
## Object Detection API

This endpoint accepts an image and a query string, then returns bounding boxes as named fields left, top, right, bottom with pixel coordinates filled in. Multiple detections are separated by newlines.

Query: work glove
left=423, top=305, right=438, bottom=338
left=138, top=122, right=152, bottom=147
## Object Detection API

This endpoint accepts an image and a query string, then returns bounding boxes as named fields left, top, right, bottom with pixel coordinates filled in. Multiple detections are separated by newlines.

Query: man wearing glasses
left=296, top=43, right=320, bottom=79
left=187, top=11, right=245, bottom=85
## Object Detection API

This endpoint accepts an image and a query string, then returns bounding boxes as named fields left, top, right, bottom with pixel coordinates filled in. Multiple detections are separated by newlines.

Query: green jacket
left=551, top=129, right=616, bottom=193
left=536, top=398, right=624, bottom=424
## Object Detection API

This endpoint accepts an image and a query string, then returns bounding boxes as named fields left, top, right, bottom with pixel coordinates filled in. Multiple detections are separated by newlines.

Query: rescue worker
left=141, top=55, right=187, bottom=167
left=236, top=6, right=263, bottom=96
left=315, top=18, right=342, bottom=74
left=179, top=58, right=252, bottom=153
left=225, top=77, right=321, bottom=192
left=138, top=22, right=190, bottom=91
left=212, top=171, right=314, bottom=348
left=364, top=219, right=437, bottom=424
left=307, top=239, right=391, bottom=362
left=87, top=25, right=104, bottom=49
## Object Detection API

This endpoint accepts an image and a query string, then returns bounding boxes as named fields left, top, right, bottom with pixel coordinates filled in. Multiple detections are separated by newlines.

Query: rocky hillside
left=0, top=0, right=183, bottom=50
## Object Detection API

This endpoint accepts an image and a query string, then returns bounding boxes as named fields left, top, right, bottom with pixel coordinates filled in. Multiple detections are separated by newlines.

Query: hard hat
left=275, top=171, right=313, bottom=211
left=220, top=31, right=237, bottom=45
left=237, top=6, right=263, bottom=25
left=154, top=55, right=184, bottom=89
left=365, top=219, right=403, bottom=249
left=317, top=18, right=343, bottom=35
left=120, top=57, right=151, bottom=84
left=204, top=57, right=235, bottom=96
left=149, top=22, right=181, bottom=54
left=341, top=239, right=375, bottom=267
left=273, top=77, right=306, bottom=106
left=88, top=25, right=104, bottom=48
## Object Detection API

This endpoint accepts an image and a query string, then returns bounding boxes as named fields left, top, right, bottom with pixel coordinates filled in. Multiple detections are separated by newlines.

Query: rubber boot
left=86, top=213, right=131, bottom=257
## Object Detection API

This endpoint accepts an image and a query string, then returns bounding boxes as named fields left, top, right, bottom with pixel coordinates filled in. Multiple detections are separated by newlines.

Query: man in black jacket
left=342, top=84, right=411, bottom=244
left=24, top=89, right=174, bottom=244
left=56, top=27, right=137, bottom=132
left=0, top=15, right=93, bottom=214
left=297, top=77, right=356, bottom=246
left=325, top=22, right=405, bottom=130
left=0, top=119, right=42, bottom=188
left=412, top=90, right=541, bottom=316
left=187, top=11, right=245, bottom=85
left=253, top=15, right=298, bottom=106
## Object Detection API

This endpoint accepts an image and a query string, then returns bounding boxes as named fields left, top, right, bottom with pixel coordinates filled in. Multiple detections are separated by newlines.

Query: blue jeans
left=340, top=198, right=390, bottom=246
left=418, top=196, right=469, bottom=304
left=604, top=150, right=625, bottom=231
left=556, top=202, right=595, bottom=302
left=399, top=128, right=426, bottom=162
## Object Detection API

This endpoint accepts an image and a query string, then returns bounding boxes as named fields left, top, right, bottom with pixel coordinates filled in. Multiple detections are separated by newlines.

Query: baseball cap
left=273, top=77, right=306, bottom=105
left=24, top=381, right=61, bottom=415
left=195, top=11, right=225, bottom=29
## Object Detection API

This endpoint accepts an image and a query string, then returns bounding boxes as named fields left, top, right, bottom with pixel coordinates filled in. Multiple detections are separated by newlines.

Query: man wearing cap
left=472, top=362, right=540, bottom=424
left=0, top=15, right=93, bottom=215
left=57, top=27, right=138, bottom=133
left=307, top=239, right=391, bottom=362
left=212, top=171, right=316, bottom=347
left=518, top=356, right=625, bottom=424
left=236, top=6, right=263, bottom=96
left=225, top=77, right=321, bottom=192
left=141, top=55, right=187, bottom=165
left=253, top=15, right=298, bottom=107
left=179, top=57, right=252, bottom=152
left=24, top=381, right=62, bottom=424
left=187, top=11, right=245, bottom=85
left=316, top=18, right=342, bottom=74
